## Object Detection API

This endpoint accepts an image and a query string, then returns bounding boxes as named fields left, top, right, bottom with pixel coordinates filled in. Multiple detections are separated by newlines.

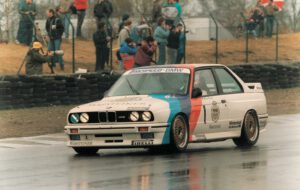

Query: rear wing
left=245, top=83, right=264, bottom=93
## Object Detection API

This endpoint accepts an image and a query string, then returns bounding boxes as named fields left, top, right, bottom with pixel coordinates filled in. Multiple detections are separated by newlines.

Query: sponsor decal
left=211, top=101, right=220, bottom=123
left=132, top=140, right=154, bottom=146
left=70, top=141, right=93, bottom=146
left=209, top=124, right=221, bottom=129
left=229, top=121, right=242, bottom=129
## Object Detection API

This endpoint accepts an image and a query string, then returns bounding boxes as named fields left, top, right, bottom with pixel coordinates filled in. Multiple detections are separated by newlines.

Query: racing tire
left=233, top=111, right=259, bottom=147
left=73, top=147, right=99, bottom=155
left=170, top=115, right=189, bottom=152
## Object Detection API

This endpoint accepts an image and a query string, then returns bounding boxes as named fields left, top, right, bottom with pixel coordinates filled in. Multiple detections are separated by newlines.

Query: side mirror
left=192, top=88, right=203, bottom=98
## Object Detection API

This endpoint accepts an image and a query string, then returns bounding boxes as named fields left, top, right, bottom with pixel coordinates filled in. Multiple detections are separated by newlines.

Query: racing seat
left=199, top=77, right=210, bottom=96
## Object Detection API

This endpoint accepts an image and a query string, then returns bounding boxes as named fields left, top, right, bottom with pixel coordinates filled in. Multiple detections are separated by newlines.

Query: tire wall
left=0, top=63, right=299, bottom=110
left=0, top=72, right=119, bottom=110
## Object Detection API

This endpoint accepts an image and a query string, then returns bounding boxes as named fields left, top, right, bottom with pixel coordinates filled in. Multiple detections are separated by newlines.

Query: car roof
left=138, top=64, right=226, bottom=69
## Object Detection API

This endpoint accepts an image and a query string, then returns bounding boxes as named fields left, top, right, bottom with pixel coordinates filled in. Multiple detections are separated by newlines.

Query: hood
left=69, top=94, right=189, bottom=113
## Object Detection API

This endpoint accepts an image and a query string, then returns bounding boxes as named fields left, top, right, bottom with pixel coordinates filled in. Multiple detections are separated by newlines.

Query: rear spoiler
left=246, top=83, right=264, bottom=93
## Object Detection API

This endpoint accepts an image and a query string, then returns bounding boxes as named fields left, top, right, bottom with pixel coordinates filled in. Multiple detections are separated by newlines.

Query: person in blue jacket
left=119, top=38, right=137, bottom=70
left=119, top=38, right=137, bottom=55
left=154, top=18, right=170, bottom=65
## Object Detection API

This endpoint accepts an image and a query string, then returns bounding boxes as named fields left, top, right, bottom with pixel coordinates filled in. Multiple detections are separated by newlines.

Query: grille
left=69, top=111, right=153, bottom=124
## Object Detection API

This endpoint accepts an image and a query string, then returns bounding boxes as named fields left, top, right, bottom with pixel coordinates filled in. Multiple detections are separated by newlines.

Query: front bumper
left=64, top=123, right=169, bottom=148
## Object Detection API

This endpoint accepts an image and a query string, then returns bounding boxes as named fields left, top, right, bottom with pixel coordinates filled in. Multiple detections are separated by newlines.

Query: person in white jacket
left=118, top=20, right=132, bottom=47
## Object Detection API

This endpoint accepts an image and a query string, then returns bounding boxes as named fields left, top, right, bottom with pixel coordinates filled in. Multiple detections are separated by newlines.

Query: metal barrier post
left=65, top=15, right=76, bottom=73
left=275, top=17, right=279, bottom=63
left=210, top=13, right=218, bottom=64
left=180, top=18, right=187, bottom=64
left=240, top=12, right=248, bottom=63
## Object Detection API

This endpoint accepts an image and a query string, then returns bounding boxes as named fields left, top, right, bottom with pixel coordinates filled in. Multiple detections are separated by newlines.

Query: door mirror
left=192, top=88, right=202, bottom=98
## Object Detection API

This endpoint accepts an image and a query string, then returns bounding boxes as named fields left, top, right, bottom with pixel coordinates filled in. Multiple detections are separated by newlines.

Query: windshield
left=107, top=68, right=190, bottom=97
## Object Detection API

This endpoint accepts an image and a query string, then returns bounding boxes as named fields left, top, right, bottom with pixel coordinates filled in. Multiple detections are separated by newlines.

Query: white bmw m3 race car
left=65, top=64, right=268, bottom=155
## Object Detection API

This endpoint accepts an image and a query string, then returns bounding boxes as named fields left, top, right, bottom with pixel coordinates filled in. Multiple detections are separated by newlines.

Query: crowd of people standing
left=244, top=0, right=279, bottom=39
left=112, top=0, right=185, bottom=72
left=16, top=0, right=281, bottom=75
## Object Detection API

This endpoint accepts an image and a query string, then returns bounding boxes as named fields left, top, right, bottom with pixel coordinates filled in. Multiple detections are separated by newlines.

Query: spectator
left=118, top=20, right=132, bottom=47
left=59, top=0, right=72, bottom=39
left=246, top=18, right=258, bottom=39
left=265, top=0, right=279, bottom=37
left=167, top=25, right=180, bottom=64
left=16, top=0, right=37, bottom=46
left=254, top=0, right=266, bottom=38
left=175, top=0, right=183, bottom=20
left=25, top=41, right=52, bottom=75
left=252, top=6, right=265, bottom=38
left=119, top=38, right=138, bottom=70
left=93, top=22, right=109, bottom=72
left=74, top=0, right=88, bottom=38
left=154, top=18, right=170, bottom=65
left=135, top=36, right=157, bottom=67
left=176, top=23, right=185, bottom=64
left=161, top=0, right=182, bottom=26
left=46, top=9, right=65, bottom=71
left=131, top=17, right=152, bottom=44
left=152, top=0, right=162, bottom=24
left=118, top=14, right=130, bottom=33
left=94, top=0, right=113, bottom=25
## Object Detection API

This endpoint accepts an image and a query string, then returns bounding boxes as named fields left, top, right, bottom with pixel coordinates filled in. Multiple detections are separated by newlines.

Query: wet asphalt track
left=0, top=114, right=299, bottom=190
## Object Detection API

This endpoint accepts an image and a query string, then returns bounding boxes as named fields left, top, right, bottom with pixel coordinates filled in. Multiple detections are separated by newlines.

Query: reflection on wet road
left=0, top=114, right=299, bottom=190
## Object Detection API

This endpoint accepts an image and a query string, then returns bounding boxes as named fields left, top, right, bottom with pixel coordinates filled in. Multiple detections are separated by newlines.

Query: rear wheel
left=233, top=111, right=259, bottom=147
left=170, top=115, right=189, bottom=152
left=73, top=147, right=99, bottom=155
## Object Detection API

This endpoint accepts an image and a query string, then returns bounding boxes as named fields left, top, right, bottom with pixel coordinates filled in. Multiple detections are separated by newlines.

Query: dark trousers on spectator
left=77, top=10, right=86, bottom=37
left=96, top=47, right=108, bottom=71
left=17, top=20, right=34, bottom=46
left=266, top=16, right=274, bottom=38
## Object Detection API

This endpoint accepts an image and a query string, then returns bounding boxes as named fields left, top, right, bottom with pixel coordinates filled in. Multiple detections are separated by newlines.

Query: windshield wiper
left=126, top=78, right=140, bottom=95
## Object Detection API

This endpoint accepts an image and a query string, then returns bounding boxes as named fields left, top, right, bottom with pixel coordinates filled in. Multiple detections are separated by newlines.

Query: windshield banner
left=127, top=68, right=190, bottom=75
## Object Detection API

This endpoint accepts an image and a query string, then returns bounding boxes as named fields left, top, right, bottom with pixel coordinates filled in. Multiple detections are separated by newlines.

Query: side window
left=215, top=68, right=243, bottom=94
left=194, top=69, right=218, bottom=96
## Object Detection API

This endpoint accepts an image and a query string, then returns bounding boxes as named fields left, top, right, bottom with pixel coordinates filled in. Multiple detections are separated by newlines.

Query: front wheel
left=73, top=147, right=99, bottom=155
left=233, top=111, right=259, bottom=147
left=170, top=115, right=189, bottom=152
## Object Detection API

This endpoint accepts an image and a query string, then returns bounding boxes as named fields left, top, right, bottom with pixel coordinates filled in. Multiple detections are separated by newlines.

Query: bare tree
left=291, top=0, right=300, bottom=32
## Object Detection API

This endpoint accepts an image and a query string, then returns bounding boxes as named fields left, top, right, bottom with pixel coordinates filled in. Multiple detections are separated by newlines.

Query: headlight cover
left=142, top=111, right=152, bottom=121
left=70, top=113, right=80, bottom=124
left=80, top=113, right=89, bottom=123
left=129, top=112, right=140, bottom=122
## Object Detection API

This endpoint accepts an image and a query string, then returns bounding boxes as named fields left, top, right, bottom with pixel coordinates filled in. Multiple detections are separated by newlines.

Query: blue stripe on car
left=150, top=94, right=191, bottom=145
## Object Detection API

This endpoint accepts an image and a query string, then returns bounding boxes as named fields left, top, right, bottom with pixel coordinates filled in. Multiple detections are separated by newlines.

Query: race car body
left=65, top=64, right=268, bottom=154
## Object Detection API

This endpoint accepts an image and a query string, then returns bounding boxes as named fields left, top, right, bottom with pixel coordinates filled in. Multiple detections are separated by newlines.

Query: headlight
left=70, top=113, right=80, bottom=124
left=142, top=112, right=152, bottom=121
left=129, top=112, right=140, bottom=122
left=80, top=113, right=89, bottom=123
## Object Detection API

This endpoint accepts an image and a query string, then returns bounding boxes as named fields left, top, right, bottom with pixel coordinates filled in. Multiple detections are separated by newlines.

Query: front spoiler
left=65, top=123, right=169, bottom=147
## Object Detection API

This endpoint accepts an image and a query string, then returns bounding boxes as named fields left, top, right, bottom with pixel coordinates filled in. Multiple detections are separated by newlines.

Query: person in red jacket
left=74, top=0, right=88, bottom=38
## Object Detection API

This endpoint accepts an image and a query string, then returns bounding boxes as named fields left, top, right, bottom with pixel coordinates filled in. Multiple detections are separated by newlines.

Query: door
left=213, top=68, right=245, bottom=132
left=192, top=69, right=229, bottom=138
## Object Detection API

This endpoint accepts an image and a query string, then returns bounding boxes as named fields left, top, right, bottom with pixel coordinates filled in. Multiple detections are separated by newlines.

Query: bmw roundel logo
left=70, top=113, right=80, bottom=124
